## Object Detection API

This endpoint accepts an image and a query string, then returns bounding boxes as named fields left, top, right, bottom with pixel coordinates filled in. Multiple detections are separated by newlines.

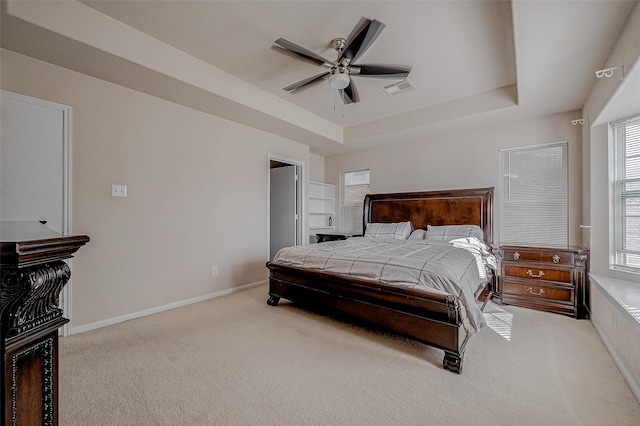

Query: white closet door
left=1, top=90, right=73, bottom=336
left=1, top=91, right=68, bottom=234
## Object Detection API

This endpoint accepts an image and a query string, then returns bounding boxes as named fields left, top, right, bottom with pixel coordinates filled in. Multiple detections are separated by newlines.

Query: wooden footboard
left=266, top=187, right=494, bottom=374
left=266, top=262, right=476, bottom=373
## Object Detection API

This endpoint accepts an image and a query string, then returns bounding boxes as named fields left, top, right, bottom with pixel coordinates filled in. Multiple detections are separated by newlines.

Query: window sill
left=590, top=274, right=640, bottom=327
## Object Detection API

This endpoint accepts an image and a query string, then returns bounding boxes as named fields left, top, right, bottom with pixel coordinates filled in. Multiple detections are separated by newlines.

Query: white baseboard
left=69, top=280, right=267, bottom=335
left=592, top=319, right=640, bottom=404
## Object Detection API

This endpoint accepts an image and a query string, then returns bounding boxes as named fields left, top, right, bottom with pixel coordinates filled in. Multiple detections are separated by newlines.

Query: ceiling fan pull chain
left=333, top=89, right=336, bottom=112
left=334, top=90, right=343, bottom=119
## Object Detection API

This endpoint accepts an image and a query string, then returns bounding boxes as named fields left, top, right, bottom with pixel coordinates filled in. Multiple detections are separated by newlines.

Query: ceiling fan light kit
left=273, top=18, right=412, bottom=105
left=329, top=70, right=350, bottom=89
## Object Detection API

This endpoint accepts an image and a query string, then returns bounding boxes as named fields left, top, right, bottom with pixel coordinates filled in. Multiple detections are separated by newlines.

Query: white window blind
left=500, top=142, right=568, bottom=247
left=611, top=114, right=640, bottom=271
left=341, top=169, right=370, bottom=234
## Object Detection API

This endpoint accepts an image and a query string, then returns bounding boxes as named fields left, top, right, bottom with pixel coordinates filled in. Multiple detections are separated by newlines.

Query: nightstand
left=316, top=233, right=353, bottom=243
left=493, top=245, right=589, bottom=318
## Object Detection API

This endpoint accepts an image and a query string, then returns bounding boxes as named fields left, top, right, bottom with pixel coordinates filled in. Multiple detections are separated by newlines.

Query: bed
left=265, top=187, right=495, bottom=373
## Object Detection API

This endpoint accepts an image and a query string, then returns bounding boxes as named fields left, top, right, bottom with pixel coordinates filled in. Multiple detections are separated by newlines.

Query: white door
left=270, top=165, right=298, bottom=259
left=0, top=91, right=69, bottom=234
left=0, top=90, right=72, bottom=335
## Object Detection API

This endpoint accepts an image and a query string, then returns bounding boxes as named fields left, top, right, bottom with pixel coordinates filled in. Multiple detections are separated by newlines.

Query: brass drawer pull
left=526, top=269, right=545, bottom=278
left=527, top=287, right=545, bottom=296
left=513, top=251, right=520, bottom=260
left=552, top=255, right=560, bottom=263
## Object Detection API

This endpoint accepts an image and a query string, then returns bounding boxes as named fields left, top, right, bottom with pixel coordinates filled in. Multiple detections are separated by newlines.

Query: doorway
left=0, top=90, right=73, bottom=335
left=268, top=156, right=303, bottom=260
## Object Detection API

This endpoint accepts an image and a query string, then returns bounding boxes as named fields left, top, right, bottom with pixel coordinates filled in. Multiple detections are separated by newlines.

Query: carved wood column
left=1, top=222, right=89, bottom=426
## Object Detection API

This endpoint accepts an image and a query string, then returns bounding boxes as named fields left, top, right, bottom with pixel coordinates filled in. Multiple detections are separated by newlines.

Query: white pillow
left=365, top=221, right=412, bottom=240
left=408, top=229, right=427, bottom=240
left=426, top=224, right=484, bottom=242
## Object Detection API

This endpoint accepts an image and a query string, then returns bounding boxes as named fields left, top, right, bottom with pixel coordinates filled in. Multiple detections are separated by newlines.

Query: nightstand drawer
left=501, top=248, right=573, bottom=266
left=494, top=245, right=589, bottom=318
left=502, top=280, right=574, bottom=303
left=503, top=265, right=572, bottom=283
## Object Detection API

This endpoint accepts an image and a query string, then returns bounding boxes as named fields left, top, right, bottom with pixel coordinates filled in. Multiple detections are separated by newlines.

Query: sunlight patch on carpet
left=483, top=302, right=513, bottom=341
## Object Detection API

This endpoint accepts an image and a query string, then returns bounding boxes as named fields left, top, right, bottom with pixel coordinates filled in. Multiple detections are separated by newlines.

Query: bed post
left=362, top=194, right=372, bottom=236
left=443, top=351, right=463, bottom=374
left=445, top=295, right=459, bottom=323
left=443, top=295, right=464, bottom=373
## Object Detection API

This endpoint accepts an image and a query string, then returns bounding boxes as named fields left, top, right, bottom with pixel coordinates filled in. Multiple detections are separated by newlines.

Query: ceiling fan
left=273, top=17, right=412, bottom=105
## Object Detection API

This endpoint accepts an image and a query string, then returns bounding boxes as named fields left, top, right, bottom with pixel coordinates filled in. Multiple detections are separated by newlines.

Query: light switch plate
left=112, top=184, right=127, bottom=197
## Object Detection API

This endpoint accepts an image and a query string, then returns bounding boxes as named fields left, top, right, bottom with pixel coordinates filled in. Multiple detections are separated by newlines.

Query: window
left=499, top=142, right=568, bottom=247
left=341, top=169, right=370, bottom=234
left=611, top=114, right=640, bottom=272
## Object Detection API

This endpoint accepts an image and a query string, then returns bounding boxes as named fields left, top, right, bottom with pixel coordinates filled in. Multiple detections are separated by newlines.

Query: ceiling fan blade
left=339, top=78, right=360, bottom=104
left=273, top=38, right=333, bottom=67
left=283, top=71, right=330, bottom=92
left=350, top=64, right=412, bottom=78
left=340, top=18, right=385, bottom=64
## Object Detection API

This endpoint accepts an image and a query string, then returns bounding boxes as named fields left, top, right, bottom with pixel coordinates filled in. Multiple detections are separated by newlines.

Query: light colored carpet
left=59, top=285, right=640, bottom=425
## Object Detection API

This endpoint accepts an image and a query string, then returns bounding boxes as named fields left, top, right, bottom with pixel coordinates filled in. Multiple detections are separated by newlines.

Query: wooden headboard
left=363, top=187, right=494, bottom=243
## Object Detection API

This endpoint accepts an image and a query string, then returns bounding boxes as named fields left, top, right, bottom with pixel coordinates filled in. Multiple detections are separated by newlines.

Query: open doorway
left=268, top=156, right=303, bottom=260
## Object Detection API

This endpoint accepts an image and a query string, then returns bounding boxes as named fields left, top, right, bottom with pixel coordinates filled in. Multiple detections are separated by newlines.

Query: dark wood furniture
left=1, top=221, right=89, bottom=426
left=493, top=245, right=589, bottom=318
left=266, top=187, right=494, bottom=373
left=315, top=233, right=351, bottom=243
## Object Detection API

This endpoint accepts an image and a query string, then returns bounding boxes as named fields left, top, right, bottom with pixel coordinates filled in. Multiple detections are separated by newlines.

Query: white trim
left=62, top=102, right=73, bottom=336
left=591, top=319, right=640, bottom=403
left=590, top=274, right=640, bottom=403
left=590, top=274, right=640, bottom=329
left=0, top=90, right=74, bottom=336
left=69, top=280, right=266, bottom=335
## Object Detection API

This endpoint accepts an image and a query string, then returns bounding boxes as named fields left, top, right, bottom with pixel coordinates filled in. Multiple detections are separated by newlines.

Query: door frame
left=267, top=154, right=305, bottom=260
left=1, top=90, right=73, bottom=336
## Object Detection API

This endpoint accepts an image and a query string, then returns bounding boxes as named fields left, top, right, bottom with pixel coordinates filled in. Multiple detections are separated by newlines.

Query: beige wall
left=580, top=3, right=640, bottom=400
left=325, top=112, right=584, bottom=245
left=309, top=153, right=325, bottom=183
left=583, top=2, right=640, bottom=280
left=1, top=0, right=636, bottom=342
left=1, top=48, right=311, bottom=329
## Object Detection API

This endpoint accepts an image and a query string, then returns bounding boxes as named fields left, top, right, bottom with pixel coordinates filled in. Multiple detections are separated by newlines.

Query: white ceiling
left=1, top=1, right=637, bottom=156
left=81, top=0, right=517, bottom=127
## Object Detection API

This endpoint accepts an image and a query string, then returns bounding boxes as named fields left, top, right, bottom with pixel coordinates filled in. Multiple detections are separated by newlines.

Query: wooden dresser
left=1, top=221, right=89, bottom=425
left=493, top=245, right=589, bottom=318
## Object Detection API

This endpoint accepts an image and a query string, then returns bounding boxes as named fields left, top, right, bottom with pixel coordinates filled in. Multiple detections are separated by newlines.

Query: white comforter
left=272, top=236, right=495, bottom=333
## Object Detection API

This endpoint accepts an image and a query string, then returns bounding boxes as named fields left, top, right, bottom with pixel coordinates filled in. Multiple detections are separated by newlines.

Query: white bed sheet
left=272, top=236, right=494, bottom=333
